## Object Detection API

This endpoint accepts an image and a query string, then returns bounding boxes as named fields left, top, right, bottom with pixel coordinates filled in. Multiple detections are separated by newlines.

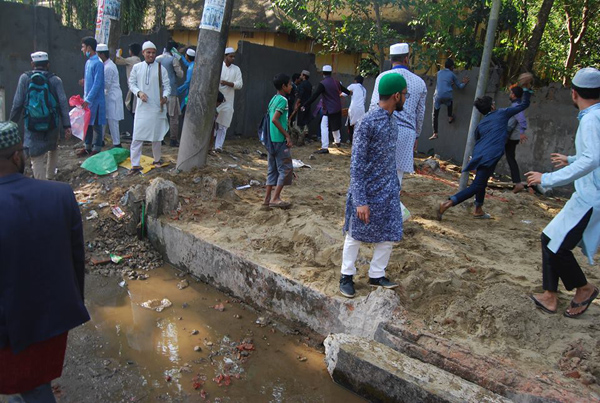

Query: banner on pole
left=199, top=0, right=226, bottom=32
left=95, top=0, right=121, bottom=44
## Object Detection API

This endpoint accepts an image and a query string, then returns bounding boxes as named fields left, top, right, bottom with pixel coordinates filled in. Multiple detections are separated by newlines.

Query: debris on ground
left=141, top=298, right=172, bottom=312
left=177, top=279, right=189, bottom=290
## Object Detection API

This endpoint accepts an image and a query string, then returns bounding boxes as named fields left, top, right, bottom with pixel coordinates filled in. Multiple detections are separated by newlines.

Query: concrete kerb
left=146, top=215, right=403, bottom=339
left=324, top=333, right=511, bottom=403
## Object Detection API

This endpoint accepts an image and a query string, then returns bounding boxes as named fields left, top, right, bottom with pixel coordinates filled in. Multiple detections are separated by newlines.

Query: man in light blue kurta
left=526, top=67, right=600, bottom=318
left=76, top=37, right=106, bottom=156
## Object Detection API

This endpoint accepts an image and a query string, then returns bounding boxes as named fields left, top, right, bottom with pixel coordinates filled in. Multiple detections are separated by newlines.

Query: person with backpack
left=262, top=73, right=294, bottom=209
left=76, top=36, right=106, bottom=157
left=9, top=51, right=71, bottom=180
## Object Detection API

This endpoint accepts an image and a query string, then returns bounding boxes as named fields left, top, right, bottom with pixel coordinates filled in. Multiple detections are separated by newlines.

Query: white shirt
left=216, top=62, right=243, bottom=128
left=103, top=59, right=124, bottom=121
left=346, top=83, right=367, bottom=126
left=542, top=104, right=600, bottom=264
left=370, top=67, right=427, bottom=173
left=128, top=61, right=171, bottom=142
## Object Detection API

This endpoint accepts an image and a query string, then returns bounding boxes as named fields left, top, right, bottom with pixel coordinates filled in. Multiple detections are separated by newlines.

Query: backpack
left=258, top=111, right=274, bottom=154
left=24, top=71, right=59, bottom=132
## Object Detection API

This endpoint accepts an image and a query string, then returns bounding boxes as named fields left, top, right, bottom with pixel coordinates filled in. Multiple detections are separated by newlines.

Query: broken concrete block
left=324, top=333, right=509, bottom=403
left=146, top=178, right=179, bottom=218
left=123, top=184, right=146, bottom=236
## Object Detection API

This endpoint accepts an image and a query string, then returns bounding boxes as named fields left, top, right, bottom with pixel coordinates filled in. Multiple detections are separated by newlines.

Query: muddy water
left=87, top=266, right=364, bottom=402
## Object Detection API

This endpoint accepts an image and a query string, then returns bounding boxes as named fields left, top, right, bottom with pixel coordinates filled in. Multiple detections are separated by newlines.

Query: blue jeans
left=450, top=165, right=495, bottom=207
left=84, top=124, right=103, bottom=152
left=8, top=383, right=55, bottom=403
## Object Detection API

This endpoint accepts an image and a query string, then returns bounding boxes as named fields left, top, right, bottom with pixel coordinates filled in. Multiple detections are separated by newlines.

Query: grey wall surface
left=0, top=2, right=168, bottom=135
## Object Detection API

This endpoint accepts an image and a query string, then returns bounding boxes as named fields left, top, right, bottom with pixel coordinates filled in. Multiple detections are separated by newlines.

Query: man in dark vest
left=0, top=121, right=89, bottom=401
left=302, top=65, right=352, bottom=154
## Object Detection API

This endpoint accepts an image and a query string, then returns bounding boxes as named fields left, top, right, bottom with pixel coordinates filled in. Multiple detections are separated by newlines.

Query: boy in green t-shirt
left=263, top=73, right=294, bottom=209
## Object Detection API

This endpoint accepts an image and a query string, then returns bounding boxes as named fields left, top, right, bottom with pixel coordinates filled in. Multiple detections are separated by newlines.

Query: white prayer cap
left=322, top=65, right=332, bottom=72
left=96, top=43, right=109, bottom=52
left=224, top=47, right=235, bottom=55
left=31, top=51, right=48, bottom=62
left=572, top=67, right=600, bottom=89
left=390, top=43, right=409, bottom=55
left=301, top=70, right=310, bottom=76
left=142, top=41, right=157, bottom=51
left=186, top=48, right=196, bottom=57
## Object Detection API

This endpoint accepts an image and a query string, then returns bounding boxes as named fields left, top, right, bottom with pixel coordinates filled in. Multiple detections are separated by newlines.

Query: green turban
left=378, top=73, right=407, bottom=96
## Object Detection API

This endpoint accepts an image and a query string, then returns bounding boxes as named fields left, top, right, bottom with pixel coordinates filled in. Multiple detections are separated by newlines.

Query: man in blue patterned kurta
left=339, top=74, right=408, bottom=298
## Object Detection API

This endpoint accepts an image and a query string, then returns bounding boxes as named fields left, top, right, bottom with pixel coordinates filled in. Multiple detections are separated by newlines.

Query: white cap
left=224, top=47, right=235, bottom=55
left=572, top=67, right=600, bottom=89
left=142, top=41, right=156, bottom=51
left=322, top=65, right=332, bottom=72
left=31, top=51, right=48, bottom=62
left=186, top=48, right=196, bottom=57
left=390, top=43, right=409, bottom=55
left=96, top=43, right=109, bottom=52
left=301, top=70, right=310, bottom=76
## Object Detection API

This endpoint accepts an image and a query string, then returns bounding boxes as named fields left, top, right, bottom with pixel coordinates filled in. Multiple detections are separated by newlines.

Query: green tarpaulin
left=81, top=148, right=130, bottom=175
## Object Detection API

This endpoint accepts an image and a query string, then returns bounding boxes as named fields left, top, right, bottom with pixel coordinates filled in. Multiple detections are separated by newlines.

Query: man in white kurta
left=369, top=43, right=427, bottom=189
left=127, top=41, right=171, bottom=172
left=345, top=75, right=367, bottom=141
left=214, top=47, right=243, bottom=151
left=97, top=44, right=124, bottom=147
left=526, top=67, right=600, bottom=318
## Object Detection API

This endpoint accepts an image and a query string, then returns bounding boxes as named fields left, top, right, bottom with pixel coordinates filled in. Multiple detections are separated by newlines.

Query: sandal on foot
left=152, top=159, right=165, bottom=167
left=128, top=167, right=142, bottom=176
left=259, top=204, right=271, bottom=211
left=269, top=201, right=291, bottom=209
left=473, top=213, right=492, bottom=219
left=529, top=295, right=557, bottom=314
left=429, top=133, right=438, bottom=140
left=564, top=287, right=599, bottom=318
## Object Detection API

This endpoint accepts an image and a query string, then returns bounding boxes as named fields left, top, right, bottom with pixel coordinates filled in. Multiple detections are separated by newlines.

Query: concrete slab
left=324, top=333, right=511, bottom=403
left=147, top=216, right=404, bottom=339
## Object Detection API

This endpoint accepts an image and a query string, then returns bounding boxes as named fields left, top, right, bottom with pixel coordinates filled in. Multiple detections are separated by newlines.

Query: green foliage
left=272, top=0, right=407, bottom=75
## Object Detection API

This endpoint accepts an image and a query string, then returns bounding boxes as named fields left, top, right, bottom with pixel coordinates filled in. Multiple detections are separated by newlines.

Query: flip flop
left=529, top=295, right=557, bottom=314
left=429, top=133, right=438, bottom=140
left=127, top=167, right=142, bottom=176
left=269, top=201, right=291, bottom=209
left=564, top=287, right=599, bottom=318
left=473, top=213, right=492, bottom=219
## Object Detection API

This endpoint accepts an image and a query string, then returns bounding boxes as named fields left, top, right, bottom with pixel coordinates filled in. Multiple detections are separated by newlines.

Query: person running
left=437, top=73, right=533, bottom=220
left=339, top=74, right=408, bottom=298
left=525, top=67, right=600, bottom=318
left=429, top=58, right=469, bottom=140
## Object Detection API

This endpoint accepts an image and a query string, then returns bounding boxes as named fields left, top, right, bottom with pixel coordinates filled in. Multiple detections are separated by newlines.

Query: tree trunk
left=562, top=0, right=591, bottom=85
left=372, top=1, right=385, bottom=73
left=176, top=0, right=235, bottom=171
left=522, top=0, right=554, bottom=72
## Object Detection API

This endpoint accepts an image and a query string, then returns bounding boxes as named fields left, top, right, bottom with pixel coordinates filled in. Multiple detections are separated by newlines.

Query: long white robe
left=346, top=83, right=367, bottom=126
left=128, top=61, right=171, bottom=142
left=103, top=59, right=124, bottom=121
left=216, top=62, right=243, bottom=128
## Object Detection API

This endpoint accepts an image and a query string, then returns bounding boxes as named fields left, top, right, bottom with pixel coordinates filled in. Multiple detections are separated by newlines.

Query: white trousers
left=341, top=233, right=393, bottom=279
left=396, top=170, right=404, bottom=190
left=105, top=119, right=121, bottom=145
left=30, top=150, right=58, bottom=180
left=131, top=140, right=162, bottom=167
left=215, top=124, right=227, bottom=150
left=320, top=116, right=340, bottom=149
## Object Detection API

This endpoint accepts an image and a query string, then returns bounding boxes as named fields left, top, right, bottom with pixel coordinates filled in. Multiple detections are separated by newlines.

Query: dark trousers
left=347, top=123, right=355, bottom=143
left=504, top=139, right=521, bottom=183
left=84, top=124, right=103, bottom=152
left=449, top=165, right=495, bottom=207
left=433, top=99, right=453, bottom=133
left=542, top=209, right=592, bottom=292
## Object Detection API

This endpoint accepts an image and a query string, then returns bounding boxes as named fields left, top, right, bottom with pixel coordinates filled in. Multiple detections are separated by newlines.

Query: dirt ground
left=52, top=135, right=600, bottom=398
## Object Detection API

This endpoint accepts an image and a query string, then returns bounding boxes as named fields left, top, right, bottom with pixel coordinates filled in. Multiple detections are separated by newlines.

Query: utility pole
left=458, top=0, right=501, bottom=190
left=177, top=0, right=235, bottom=171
